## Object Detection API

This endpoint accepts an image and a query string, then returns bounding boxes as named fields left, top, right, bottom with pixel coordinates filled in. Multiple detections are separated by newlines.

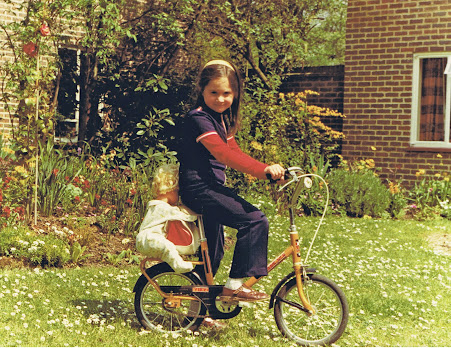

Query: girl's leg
left=201, top=217, right=224, bottom=276
left=181, top=185, right=269, bottom=279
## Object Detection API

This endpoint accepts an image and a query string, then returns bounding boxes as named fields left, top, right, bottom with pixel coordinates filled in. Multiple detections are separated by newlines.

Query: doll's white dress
left=136, top=200, right=198, bottom=273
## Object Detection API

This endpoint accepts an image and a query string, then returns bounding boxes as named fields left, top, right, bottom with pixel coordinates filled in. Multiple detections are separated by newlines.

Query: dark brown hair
left=195, top=62, right=242, bottom=135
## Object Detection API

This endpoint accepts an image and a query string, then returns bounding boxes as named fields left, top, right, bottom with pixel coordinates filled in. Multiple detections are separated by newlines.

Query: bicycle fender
left=269, top=268, right=316, bottom=309
left=132, top=262, right=205, bottom=293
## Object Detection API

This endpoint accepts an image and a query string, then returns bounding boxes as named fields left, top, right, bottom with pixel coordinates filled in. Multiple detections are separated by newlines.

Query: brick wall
left=280, top=65, right=345, bottom=133
left=344, top=0, right=451, bottom=187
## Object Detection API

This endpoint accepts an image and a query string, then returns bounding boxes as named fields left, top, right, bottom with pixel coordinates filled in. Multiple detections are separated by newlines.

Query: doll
left=136, top=163, right=198, bottom=273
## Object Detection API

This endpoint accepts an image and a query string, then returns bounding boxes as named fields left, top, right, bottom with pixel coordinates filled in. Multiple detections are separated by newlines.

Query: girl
left=177, top=59, right=285, bottom=302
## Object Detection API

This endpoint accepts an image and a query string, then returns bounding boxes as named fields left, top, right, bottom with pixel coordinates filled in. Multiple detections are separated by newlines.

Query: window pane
left=55, top=121, right=77, bottom=139
left=419, top=57, right=447, bottom=141
left=57, top=48, right=78, bottom=120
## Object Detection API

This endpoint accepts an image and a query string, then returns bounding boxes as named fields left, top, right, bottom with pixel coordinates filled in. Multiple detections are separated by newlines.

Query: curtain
left=419, top=57, right=446, bottom=141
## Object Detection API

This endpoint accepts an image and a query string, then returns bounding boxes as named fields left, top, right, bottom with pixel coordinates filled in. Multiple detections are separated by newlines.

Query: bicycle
left=133, top=167, right=349, bottom=346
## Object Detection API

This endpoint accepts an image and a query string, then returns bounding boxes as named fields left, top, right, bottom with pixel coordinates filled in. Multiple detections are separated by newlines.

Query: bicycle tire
left=134, top=262, right=207, bottom=333
left=274, top=273, right=349, bottom=346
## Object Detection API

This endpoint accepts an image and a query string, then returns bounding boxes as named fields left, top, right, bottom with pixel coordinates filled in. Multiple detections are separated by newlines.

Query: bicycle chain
left=161, top=295, right=240, bottom=319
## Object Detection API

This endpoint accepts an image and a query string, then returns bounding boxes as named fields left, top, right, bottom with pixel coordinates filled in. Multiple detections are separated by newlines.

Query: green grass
left=1, top=215, right=450, bottom=346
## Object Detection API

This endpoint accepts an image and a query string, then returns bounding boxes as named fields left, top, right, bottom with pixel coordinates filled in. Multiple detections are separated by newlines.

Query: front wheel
left=274, top=274, right=349, bottom=346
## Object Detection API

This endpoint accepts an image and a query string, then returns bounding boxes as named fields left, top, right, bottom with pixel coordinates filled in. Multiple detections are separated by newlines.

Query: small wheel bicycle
left=133, top=167, right=349, bottom=346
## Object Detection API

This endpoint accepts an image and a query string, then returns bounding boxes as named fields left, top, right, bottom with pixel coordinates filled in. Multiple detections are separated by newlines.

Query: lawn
left=0, top=215, right=450, bottom=347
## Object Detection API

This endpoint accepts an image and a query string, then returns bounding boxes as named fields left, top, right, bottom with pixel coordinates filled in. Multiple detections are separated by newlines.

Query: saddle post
left=197, top=215, right=215, bottom=285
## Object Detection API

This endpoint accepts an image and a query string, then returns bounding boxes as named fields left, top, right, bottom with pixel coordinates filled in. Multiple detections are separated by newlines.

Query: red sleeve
left=227, top=136, right=243, bottom=152
left=199, top=134, right=268, bottom=179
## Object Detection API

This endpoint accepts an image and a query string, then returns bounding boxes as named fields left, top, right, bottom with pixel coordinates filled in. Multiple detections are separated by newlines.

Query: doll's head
left=151, top=164, right=180, bottom=202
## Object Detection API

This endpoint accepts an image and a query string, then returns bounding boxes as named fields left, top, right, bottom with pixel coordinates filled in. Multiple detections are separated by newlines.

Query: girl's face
left=202, top=77, right=235, bottom=114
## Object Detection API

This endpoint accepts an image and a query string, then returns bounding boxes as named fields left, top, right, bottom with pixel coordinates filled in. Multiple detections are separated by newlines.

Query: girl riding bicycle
left=177, top=59, right=285, bottom=302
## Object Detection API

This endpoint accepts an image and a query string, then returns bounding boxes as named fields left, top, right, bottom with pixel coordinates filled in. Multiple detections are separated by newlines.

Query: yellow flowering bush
left=240, top=90, right=345, bottom=169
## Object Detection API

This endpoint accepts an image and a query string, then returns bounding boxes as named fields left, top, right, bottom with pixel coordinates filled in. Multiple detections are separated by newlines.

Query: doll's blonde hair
left=151, top=163, right=180, bottom=196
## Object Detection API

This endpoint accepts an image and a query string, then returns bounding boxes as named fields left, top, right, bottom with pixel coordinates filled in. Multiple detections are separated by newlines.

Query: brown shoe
left=219, top=285, right=269, bottom=302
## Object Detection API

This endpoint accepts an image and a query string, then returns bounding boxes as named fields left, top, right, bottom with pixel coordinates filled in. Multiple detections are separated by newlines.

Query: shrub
left=240, top=90, right=344, bottom=169
left=0, top=226, right=71, bottom=267
left=327, top=169, right=390, bottom=218
left=37, top=140, right=79, bottom=216
left=408, top=170, right=451, bottom=220
left=230, top=90, right=344, bottom=199
left=1, top=133, right=28, bottom=226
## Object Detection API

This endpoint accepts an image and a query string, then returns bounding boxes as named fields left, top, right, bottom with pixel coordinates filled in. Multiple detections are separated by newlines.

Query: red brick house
left=342, top=0, right=451, bottom=187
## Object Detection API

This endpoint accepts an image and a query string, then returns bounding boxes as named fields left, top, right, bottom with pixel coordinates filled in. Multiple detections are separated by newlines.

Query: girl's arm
left=227, top=136, right=286, bottom=180
left=199, top=134, right=268, bottom=179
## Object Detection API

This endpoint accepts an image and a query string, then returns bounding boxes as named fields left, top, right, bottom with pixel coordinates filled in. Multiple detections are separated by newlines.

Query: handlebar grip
left=266, top=173, right=277, bottom=183
left=266, top=170, right=290, bottom=183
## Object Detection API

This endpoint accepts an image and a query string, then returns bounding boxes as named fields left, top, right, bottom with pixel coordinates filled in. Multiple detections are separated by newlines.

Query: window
left=411, top=53, right=451, bottom=148
left=55, top=48, right=80, bottom=143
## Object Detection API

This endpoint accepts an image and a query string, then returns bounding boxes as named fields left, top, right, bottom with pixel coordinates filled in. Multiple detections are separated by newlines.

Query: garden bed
left=0, top=214, right=135, bottom=268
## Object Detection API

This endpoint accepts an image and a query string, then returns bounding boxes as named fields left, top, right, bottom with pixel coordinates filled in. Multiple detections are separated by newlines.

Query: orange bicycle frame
left=139, top=169, right=315, bottom=313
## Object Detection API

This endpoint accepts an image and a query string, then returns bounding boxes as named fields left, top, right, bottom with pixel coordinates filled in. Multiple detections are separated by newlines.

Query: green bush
left=0, top=226, right=71, bottom=267
left=228, top=90, right=344, bottom=199
left=327, top=169, right=390, bottom=218
left=408, top=171, right=451, bottom=220
left=38, top=141, right=82, bottom=216
left=240, top=90, right=344, bottom=168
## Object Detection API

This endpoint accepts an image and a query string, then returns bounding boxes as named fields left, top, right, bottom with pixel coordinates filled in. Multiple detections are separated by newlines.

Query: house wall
left=280, top=65, right=345, bottom=113
left=343, top=0, right=451, bottom=187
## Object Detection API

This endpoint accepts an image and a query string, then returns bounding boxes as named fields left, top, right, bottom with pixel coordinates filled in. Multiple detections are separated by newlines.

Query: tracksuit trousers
left=180, top=183, right=269, bottom=279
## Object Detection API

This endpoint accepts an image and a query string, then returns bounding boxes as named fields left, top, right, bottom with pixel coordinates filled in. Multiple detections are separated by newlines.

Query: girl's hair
left=195, top=60, right=243, bottom=135
left=151, top=163, right=180, bottom=196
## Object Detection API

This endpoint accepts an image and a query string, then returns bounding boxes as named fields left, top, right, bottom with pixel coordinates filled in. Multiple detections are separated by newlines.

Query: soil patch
left=426, top=233, right=451, bottom=256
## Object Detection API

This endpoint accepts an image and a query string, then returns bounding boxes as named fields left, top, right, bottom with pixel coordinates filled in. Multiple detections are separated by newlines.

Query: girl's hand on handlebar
left=264, top=164, right=286, bottom=182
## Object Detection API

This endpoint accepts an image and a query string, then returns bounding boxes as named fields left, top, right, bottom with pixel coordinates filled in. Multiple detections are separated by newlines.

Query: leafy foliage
left=228, top=90, right=344, bottom=197
left=327, top=165, right=391, bottom=218
left=242, top=91, right=344, bottom=165
left=194, top=0, right=347, bottom=89
left=0, top=226, right=71, bottom=267
left=408, top=170, right=451, bottom=220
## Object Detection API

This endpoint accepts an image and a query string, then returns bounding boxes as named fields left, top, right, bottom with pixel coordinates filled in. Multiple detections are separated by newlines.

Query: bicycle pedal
left=218, top=296, right=238, bottom=304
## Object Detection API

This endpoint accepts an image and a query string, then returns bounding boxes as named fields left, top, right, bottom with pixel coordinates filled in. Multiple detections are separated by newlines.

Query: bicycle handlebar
left=270, top=166, right=329, bottom=264
left=266, top=166, right=329, bottom=207
left=265, top=170, right=291, bottom=183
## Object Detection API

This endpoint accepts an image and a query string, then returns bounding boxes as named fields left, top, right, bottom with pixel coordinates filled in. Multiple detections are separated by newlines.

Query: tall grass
left=0, top=215, right=450, bottom=347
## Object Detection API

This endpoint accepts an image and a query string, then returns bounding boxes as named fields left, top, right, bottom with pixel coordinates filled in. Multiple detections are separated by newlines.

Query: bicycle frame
left=138, top=167, right=317, bottom=313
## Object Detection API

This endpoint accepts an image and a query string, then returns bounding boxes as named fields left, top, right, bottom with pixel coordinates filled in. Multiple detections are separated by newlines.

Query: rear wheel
left=274, top=274, right=348, bottom=346
left=134, top=263, right=207, bottom=332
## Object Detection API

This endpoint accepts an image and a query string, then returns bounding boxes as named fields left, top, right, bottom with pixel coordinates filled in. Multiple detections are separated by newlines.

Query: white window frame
left=55, top=48, right=81, bottom=143
left=410, top=53, right=451, bottom=148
